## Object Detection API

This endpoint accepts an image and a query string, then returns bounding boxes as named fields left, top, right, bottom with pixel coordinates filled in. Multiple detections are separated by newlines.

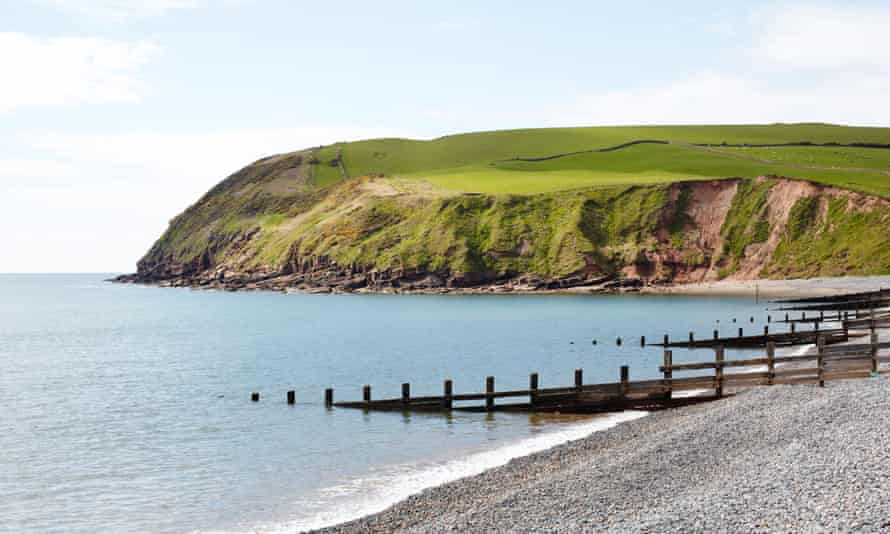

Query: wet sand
left=642, top=275, right=890, bottom=299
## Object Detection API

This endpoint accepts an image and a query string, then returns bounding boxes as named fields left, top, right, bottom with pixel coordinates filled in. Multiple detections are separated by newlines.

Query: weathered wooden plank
left=823, top=370, right=873, bottom=381
left=627, top=383, right=671, bottom=395
left=773, top=368, right=819, bottom=379
left=723, top=372, right=771, bottom=384
left=823, top=341, right=890, bottom=355
left=663, top=350, right=673, bottom=400
left=442, top=379, right=453, bottom=410
left=774, top=377, right=820, bottom=386
left=767, top=342, right=776, bottom=386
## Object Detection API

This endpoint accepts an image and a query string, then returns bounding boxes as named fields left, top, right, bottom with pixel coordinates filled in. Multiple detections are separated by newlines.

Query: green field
left=305, top=123, right=890, bottom=197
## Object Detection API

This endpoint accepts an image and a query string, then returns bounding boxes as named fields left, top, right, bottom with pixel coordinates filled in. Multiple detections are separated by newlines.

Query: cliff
left=120, top=142, right=890, bottom=293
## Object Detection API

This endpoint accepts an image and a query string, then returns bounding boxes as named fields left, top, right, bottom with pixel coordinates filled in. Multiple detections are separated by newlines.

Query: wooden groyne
left=328, top=331, right=888, bottom=414
left=650, top=328, right=858, bottom=350
left=773, top=299, right=890, bottom=313
left=772, top=288, right=890, bottom=305
left=329, top=364, right=720, bottom=414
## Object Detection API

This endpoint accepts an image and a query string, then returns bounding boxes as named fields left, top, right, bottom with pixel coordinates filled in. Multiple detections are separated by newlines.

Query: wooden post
left=785, top=312, right=789, bottom=322
left=287, top=390, right=295, bottom=405
left=750, top=316, right=754, bottom=323
left=871, top=331, right=879, bottom=374
left=663, top=334, right=669, bottom=346
left=764, top=325, right=769, bottom=337
left=817, top=335, right=825, bottom=388
left=620, top=365, right=629, bottom=398
left=738, top=327, right=743, bottom=338
left=820, top=310, right=824, bottom=321
left=768, top=315, right=772, bottom=323
left=713, top=329, right=719, bottom=340
left=251, top=392, right=260, bottom=402
left=663, top=350, right=673, bottom=400
left=529, top=373, right=538, bottom=407
left=802, top=312, right=807, bottom=320
left=574, top=368, right=583, bottom=391
left=363, top=385, right=371, bottom=404
left=689, top=331, right=694, bottom=343
left=766, top=342, right=775, bottom=386
left=485, top=376, right=495, bottom=411
left=791, top=322, right=796, bottom=334
left=442, top=379, right=453, bottom=410
left=325, top=388, right=334, bottom=408
left=401, top=383, right=410, bottom=407
left=640, top=335, right=646, bottom=347
left=715, top=346, right=725, bottom=398
left=616, top=337, right=622, bottom=346
left=815, top=321, right=820, bottom=332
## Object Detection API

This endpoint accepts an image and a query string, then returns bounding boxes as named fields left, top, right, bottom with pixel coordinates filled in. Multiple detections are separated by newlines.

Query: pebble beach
left=319, top=375, right=890, bottom=533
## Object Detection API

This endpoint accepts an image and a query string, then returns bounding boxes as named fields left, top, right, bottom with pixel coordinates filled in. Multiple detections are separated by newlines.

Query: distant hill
left=120, top=124, right=890, bottom=292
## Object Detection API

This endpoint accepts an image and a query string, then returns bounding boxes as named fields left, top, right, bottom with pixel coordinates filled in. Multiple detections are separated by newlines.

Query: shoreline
left=269, top=412, right=646, bottom=532
left=115, top=274, right=890, bottom=299
left=317, top=374, right=890, bottom=533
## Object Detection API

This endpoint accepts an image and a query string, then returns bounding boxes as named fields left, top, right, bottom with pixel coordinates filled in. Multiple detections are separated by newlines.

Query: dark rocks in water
left=114, top=264, right=653, bottom=295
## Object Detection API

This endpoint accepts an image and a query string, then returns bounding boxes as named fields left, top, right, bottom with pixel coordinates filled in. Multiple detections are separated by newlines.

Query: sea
left=1, top=274, right=775, bottom=532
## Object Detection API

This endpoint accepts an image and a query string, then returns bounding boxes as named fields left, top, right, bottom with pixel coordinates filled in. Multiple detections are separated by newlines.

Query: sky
left=2, top=0, right=890, bottom=272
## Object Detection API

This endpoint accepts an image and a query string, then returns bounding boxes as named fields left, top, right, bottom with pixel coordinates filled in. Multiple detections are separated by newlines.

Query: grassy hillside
left=308, top=123, right=890, bottom=197
left=133, top=123, right=890, bottom=289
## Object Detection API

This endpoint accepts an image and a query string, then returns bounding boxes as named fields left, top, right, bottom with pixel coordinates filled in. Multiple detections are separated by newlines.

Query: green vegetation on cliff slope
left=767, top=196, right=890, bottom=278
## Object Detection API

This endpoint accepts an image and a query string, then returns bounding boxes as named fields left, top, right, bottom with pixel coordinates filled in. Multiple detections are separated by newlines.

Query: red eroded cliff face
left=621, top=177, right=890, bottom=285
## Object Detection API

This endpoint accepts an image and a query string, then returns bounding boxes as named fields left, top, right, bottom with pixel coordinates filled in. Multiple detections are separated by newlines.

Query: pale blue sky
left=2, top=1, right=889, bottom=271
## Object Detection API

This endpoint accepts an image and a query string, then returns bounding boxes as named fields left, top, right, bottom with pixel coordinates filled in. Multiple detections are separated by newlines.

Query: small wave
left=243, top=410, right=647, bottom=533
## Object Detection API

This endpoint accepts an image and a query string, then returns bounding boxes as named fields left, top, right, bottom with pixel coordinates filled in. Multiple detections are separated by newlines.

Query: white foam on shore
left=239, top=410, right=647, bottom=533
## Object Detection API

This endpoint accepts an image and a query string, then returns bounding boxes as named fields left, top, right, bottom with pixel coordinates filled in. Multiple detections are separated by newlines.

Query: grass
left=314, top=124, right=890, bottom=198
left=723, top=146, right=890, bottom=172
left=719, top=180, right=773, bottom=265
left=396, top=143, right=890, bottom=198
left=767, top=197, right=890, bottom=278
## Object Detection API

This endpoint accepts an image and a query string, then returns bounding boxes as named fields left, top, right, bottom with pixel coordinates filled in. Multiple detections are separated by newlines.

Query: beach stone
left=317, top=374, right=890, bottom=533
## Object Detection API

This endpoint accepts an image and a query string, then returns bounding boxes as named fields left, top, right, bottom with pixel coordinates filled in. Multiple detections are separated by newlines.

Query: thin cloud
left=32, top=0, right=199, bottom=21
left=0, top=32, right=162, bottom=113
left=751, top=3, right=890, bottom=71
left=548, top=72, right=890, bottom=127
left=545, top=3, right=890, bottom=128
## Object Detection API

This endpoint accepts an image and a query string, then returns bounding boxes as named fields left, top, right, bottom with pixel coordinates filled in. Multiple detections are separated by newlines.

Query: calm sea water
left=0, top=274, right=774, bottom=533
